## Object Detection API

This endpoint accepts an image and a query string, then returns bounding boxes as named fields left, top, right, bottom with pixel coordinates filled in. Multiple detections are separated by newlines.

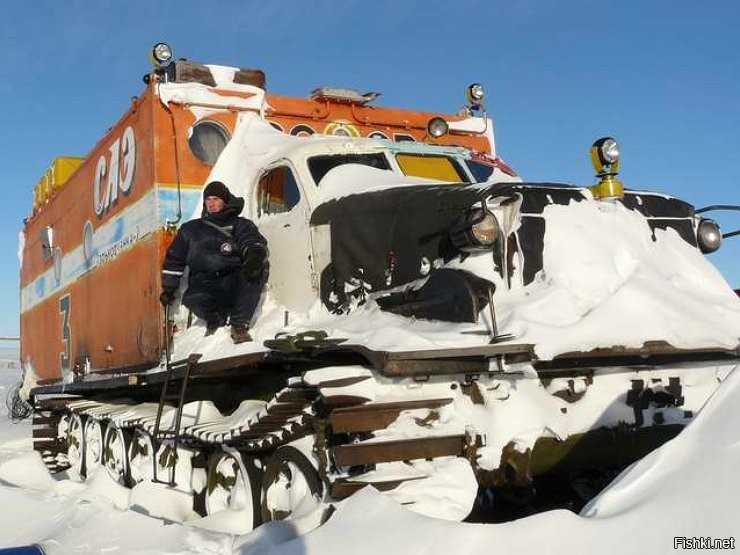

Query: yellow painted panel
left=50, top=157, right=85, bottom=193
left=33, top=157, right=85, bottom=210
left=396, top=154, right=462, bottom=183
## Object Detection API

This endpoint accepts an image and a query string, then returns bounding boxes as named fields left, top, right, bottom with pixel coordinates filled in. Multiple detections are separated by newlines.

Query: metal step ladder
left=151, top=352, right=201, bottom=486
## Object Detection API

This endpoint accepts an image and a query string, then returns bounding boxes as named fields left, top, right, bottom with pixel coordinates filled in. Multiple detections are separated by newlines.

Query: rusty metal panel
left=321, top=395, right=371, bottom=409
left=387, top=344, right=535, bottom=361
left=330, top=476, right=424, bottom=499
left=329, top=398, right=453, bottom=433
left=383, top=358, right=490, bottom=378
left=315, top=376, right=371, bottom=388
left=333, top=435, right=465, bottom=467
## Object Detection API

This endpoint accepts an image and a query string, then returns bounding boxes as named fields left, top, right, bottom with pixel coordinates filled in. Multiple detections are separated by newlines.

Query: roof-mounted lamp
left=150, top=42, right=174, bottom=68
left=465, top=83, right=486, bottom=115
left=589, top=136, right=624, bottom=200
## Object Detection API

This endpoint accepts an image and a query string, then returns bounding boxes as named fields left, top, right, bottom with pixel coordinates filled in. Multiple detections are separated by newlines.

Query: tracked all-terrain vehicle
left=20, top=44, right=740, bottom=530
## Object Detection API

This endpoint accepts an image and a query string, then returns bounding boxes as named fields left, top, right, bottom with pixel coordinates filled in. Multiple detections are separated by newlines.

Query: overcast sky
left=1, top=0, right=738, bottom=337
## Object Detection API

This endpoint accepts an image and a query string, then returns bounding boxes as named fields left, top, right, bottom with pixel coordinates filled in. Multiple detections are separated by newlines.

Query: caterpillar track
left=30, top=358, right=484, bottom=528
left=30, top=337, right=738, bottom=531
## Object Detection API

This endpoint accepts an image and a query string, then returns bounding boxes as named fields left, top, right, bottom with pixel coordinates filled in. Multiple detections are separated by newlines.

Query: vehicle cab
left=246, top=136, right=522, bottom=310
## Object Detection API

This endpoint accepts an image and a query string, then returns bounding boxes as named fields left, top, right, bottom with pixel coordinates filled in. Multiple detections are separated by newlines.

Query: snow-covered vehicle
left=21, top=44, right=740, bottom=530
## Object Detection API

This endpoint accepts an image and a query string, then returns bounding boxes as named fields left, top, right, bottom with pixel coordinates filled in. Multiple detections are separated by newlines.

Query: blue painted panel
left=157, top=188, right=202, bottom=226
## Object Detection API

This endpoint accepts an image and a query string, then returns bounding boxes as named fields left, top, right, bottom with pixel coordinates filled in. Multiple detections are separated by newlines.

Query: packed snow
left=2, top=362, right=739, bottom=553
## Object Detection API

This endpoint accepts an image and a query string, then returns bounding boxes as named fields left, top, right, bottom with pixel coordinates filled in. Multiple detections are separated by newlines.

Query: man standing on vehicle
left=159, top=181, right=268, bottom=344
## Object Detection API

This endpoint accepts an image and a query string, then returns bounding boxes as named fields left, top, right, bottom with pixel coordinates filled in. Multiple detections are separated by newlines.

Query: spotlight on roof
left=467, top=83, right=485, bottom=104
left=150, top=42, right=173, bottom=68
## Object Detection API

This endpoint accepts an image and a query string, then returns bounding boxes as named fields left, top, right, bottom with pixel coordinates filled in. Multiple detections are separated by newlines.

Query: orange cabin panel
left=21, top=88, right=163, bottom=380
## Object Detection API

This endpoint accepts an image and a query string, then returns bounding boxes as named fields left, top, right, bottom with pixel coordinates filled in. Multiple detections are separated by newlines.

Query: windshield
left=465, top=159, right=495, bottom=183
left=308, top=153, right=391, bottom=186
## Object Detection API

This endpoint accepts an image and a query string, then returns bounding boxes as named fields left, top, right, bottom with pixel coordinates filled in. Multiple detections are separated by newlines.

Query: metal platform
left=30, top=340, right=740, bottom=398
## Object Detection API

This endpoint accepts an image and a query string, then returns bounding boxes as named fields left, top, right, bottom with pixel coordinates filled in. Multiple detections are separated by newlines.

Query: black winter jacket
left=161, top=193, right=267, bottom=292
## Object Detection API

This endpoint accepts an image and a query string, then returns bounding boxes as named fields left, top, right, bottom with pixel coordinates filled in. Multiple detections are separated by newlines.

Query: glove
left=242, top=247, right=266, bottom=281
left=159, top=289, right=176, bottom=306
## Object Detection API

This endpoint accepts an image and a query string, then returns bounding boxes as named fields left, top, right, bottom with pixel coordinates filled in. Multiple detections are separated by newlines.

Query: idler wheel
left=261, top=446, right=323, bottom=522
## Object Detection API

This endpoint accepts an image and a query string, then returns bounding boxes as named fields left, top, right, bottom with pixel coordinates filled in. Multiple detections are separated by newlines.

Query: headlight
left=471, top=210, right=498, bottom=245
left=427, top=117, right=449, bottom=138
left=151, top=42, right=173, bottom=66
left=697, top=218, right=722, bottom=253
left=450, top=207, right=500, bottom=251
left=467, top=83, right=485, bottom=103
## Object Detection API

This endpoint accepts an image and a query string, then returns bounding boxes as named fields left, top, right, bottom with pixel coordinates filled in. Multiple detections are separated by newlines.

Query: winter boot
left=205, top=321, right=221, bottom=337
left=230, top=324, right=253, bottom=344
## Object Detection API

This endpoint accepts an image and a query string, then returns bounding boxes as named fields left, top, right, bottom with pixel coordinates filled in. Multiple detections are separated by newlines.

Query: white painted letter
left=119, top=126, right=136, bottom=194
left=106, top=138, right=121, bottom=207
left=93, top=155, right=107, bottom=216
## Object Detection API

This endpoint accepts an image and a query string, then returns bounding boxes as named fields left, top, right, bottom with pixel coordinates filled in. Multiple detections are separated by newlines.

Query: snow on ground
left=2, top=363, right=739, bottom=553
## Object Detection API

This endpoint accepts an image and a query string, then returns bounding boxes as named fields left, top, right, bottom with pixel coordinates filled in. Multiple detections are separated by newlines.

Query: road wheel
left=83, top=418, right=106, bottom=478
left=205, top=446, right=262, bottom=531
left=66, top=413, right=86, bottom=478
left=103, top=424, right=132, bottom=486
left=128, top=429, right=154, bottom=484
left=261, top=445, right=323, bottom=522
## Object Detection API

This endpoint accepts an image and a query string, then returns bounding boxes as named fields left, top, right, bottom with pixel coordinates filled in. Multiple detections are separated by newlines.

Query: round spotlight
left=600, top=138, right=620, bottom=164
left=592, top=136, right=620, bottom=166
left=427, top=117, right=449, bottom=138
left=151, top=42, right=173, bottom=66
left=697, top=218, right=722, bottom=254
left=467, top=83, right=485, bottom=104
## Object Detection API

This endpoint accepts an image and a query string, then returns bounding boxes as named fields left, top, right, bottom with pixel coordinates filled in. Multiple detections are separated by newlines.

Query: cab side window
left=257, top=166, right=301, bottom=216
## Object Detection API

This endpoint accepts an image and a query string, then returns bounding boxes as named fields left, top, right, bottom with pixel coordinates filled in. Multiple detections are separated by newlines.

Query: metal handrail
left=695, top=204, right=740, bottom=239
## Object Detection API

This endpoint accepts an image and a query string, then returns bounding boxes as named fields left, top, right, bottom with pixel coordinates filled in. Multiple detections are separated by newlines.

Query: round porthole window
left=83, top=221, right=94, bottom=262
left=53, top=247, right=62, bottom=283
left=188, top=121, right=230, bottom=165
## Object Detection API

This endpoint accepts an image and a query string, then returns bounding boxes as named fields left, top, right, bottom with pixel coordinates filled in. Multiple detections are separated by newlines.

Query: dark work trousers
left=183, top=269, right=267, bottom=328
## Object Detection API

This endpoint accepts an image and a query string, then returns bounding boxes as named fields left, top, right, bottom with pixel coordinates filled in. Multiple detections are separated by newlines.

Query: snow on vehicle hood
left=317, top=164, right=439, bottom=203
left=448, top=197, right=740, bottom=358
